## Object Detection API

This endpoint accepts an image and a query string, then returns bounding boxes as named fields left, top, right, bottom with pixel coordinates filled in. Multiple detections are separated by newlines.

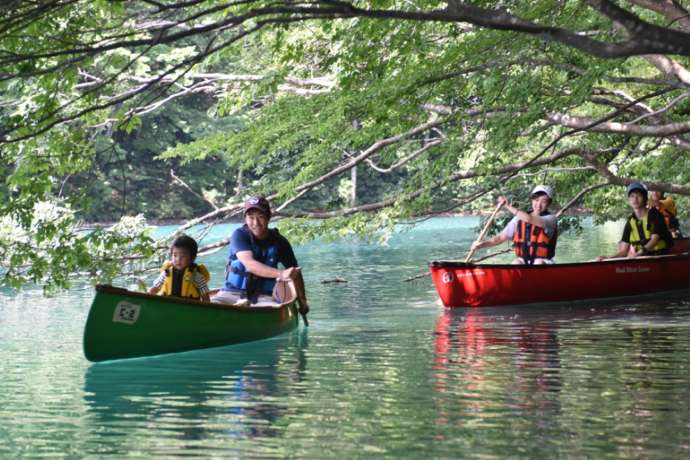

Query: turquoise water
left=2, top=217, right=690, bottom=458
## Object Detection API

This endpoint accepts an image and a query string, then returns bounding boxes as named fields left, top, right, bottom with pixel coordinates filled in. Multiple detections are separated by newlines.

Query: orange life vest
left=655, top=199, right=679, bottom=231
left=512, top=217, right=558, bottom=263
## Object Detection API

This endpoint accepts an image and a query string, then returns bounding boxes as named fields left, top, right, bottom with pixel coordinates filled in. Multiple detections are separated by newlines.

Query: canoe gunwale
left=429, top=252, right=690, bottom=270
left=94, top=283, right=297, bottom=312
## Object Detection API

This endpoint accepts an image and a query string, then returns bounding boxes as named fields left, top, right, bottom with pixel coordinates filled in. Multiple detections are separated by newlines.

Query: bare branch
left=548, top=112, right=690, bottom=136
left=628, top=0, right=690, bottom=30
left=293, top=116, right=447, bottom=194
left=582, top=153, right=690, bottom=195
left=626, top=92, right=690, bottom=124
left=170, top=169, right=218, bottom=211
left=364, top=140, right=442, bottom=173
left=555, top=183, right=610, bottom=217
left=645, top=55, right=690, bottom=86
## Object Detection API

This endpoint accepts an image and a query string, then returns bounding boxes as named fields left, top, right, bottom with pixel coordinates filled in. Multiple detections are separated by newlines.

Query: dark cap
left=243, top=195, right=271, bottom=218
left=626, top=181, right=648, bottom=199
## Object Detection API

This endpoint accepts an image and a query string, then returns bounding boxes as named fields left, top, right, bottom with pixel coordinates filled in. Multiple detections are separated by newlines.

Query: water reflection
left=83, top=331, right=308, bottom=456
left=433, top=307, right=566, bottom=427
left=430, top=299, right=690, bottom=445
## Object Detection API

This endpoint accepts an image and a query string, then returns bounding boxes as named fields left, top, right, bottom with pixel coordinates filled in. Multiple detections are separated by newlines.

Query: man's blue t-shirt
left=224, top=225, right=298, bottom=292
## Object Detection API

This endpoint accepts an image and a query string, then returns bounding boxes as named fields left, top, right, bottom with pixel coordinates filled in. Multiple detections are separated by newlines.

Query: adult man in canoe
left=211, top=196, right=309, bottom=313
left=597, top=182, right=673, bottom=261
left=471, top=185, right=558, bottom=265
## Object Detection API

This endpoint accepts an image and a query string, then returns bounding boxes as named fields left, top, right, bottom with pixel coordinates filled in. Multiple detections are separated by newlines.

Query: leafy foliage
left=1, top=0, right=690, bottom=290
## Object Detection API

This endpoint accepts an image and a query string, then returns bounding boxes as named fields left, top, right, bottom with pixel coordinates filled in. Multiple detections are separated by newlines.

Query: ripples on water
left=1, top=218, right=690, bottom=458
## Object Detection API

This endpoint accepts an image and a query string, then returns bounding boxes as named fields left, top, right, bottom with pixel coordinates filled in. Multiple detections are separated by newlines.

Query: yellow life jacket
left=628, top=212, right=668, bottom=253
left=160, top=261, right=210, bottom=299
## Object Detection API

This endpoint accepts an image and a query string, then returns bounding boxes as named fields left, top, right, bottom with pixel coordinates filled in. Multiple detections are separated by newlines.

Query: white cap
left=530, top=185, right=553, bottom=198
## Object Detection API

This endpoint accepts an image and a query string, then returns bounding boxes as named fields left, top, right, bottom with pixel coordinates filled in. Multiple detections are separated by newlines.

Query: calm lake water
left=2, top=217, right=690, bottom=458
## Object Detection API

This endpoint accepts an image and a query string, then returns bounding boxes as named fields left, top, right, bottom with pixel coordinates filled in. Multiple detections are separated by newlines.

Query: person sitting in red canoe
left=471, top=185, right=558, bottom=265
left=650, top=189, right=682, bottom=238
left=596, top=182, right=674, bottom=261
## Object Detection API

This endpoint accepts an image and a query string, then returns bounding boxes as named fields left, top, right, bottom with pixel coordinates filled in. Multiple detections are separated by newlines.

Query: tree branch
left=170, top=169, right=218, bottom=211
left=582, top=153, right=690, bottom=195
left=548, top=112, right=690, bottom=136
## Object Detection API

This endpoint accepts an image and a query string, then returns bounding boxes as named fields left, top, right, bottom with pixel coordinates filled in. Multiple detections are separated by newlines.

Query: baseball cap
left=243, top=196, right=271, bottom=218
left=626, top=181, right=647, bottom=198
left=530, top=185, right=553, bottom=199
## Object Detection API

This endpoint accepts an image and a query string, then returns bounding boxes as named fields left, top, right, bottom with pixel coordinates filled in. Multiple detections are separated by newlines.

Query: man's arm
left=471, top=232, right=510, bottom=251
left=500, top=196, right=549, bottom=228
left=596, top=223, right=631, bottom=261
left=471, top=213, right=516, bottom=252
left=236, top=251, right=286, bottom=279
left=596, top=241, right=631, bottom=261
left=633, top=234, right=661, bottom=256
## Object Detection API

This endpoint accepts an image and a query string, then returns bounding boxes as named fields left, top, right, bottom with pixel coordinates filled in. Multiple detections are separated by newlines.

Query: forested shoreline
left=2, top=1, right=690, bottom=291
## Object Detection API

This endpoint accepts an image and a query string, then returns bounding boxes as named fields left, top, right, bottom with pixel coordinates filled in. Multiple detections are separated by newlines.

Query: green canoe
left=83, top=283, right=300, bottom=362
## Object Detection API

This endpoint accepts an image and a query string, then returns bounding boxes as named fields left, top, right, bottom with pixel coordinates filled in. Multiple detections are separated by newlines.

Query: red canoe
left=670, top=237, right=690, bottom=254
left=430, top=253, right=690, bottom=308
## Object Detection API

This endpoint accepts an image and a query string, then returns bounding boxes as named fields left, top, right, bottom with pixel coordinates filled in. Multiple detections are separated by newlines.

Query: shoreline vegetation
left=4, top=1, right=690, bottom=297
left=78, top=208, right=595, bottom=229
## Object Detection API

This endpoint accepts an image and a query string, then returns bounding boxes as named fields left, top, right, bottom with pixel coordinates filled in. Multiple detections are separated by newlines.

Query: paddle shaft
left=290, top=268, right=309, bottom=326
left=464, top=203, right=504, bottom=263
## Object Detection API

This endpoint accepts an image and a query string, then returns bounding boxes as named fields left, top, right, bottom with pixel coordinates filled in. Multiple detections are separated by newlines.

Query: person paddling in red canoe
left=471, top=185, right=558, bottom=265
left=596, top=182, right=674, bottom=261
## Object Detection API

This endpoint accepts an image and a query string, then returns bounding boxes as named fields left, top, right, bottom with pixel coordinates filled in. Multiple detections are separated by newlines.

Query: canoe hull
left=83, top=285, right=299, bottom=362
left=430, top=255, right=690, bottom=308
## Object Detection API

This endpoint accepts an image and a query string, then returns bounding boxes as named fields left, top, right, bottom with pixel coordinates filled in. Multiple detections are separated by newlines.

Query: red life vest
left=512, top=217, right=558, bottom=263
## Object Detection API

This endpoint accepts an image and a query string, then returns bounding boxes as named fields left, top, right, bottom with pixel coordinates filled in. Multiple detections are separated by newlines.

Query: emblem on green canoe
left=112, top=301, right=141, bottom=325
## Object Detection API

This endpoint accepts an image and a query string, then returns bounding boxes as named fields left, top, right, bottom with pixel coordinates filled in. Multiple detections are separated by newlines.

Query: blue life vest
left=225, top=227, right=280, bottom=296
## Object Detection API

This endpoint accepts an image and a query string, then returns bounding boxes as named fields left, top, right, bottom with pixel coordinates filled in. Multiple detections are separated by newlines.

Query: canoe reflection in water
left=83, top=331, right=308, bottom=453
left=433, top=307, right=563, bottom=426
left=431, top=298, right=687, bottom=434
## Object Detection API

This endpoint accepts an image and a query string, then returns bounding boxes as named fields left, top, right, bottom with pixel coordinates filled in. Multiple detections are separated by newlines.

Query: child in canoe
left=148, top=234, right=211, bottom=302
left=650, top=189, right=682, bottom=238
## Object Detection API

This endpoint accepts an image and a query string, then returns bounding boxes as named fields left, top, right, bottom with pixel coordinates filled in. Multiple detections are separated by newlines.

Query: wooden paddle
left=291, top=267, right=310, bottom=326
left=464, top=203, right=504, bottom=263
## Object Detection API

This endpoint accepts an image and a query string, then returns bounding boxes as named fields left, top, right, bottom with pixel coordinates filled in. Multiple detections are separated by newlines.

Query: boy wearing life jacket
left=148, top=235, right=211, bottom=301
left=597, top=182, right=674, bottom=261
left=471, top=185, right=558, bottom=265
left=211, top=196, right=309, bottom=311
left=650, top=189, right=682, bottom=238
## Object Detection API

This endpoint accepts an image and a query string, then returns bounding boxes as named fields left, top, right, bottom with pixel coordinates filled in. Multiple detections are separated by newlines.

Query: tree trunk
left=350, top=165, right=357, bottom=207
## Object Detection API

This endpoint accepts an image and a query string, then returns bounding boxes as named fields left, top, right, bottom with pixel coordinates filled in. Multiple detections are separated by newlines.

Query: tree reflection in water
left=83, top=331, right=307, bottom=455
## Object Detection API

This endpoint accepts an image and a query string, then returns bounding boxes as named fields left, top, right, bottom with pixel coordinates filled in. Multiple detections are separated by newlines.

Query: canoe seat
left=250, top=294, right=283, bottom=308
